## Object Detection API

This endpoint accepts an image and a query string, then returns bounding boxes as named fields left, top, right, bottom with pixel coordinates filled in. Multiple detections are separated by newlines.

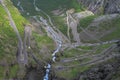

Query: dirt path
left=33, top=0, right=69, bottom=44
left=66, top=11, right=81, bottom=44
left=55, top=44, right=118, bottom=70
left=61, top=43, right=117, bottom=63
left=32, top=1, right=63, bottom=80
left=1, top=0, right=34, bottom=65
left=1, top=0, right=25, bottom=64
left=23, top=26, right=32, bottom=64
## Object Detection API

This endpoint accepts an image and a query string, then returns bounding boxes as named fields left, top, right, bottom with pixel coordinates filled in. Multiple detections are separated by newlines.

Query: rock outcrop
left=77, top=55, right=120, bottom=80
left=77, top=0, right=120, bottom=14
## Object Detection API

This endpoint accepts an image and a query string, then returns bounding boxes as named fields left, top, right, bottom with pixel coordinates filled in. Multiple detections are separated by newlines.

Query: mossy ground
left=54, top=43, right=114, bottom=79
left=100, top=17, right=120, bottom=41
left=77, top=15, right=97, bottom=32
left=0, top=0, right=28, bottom=79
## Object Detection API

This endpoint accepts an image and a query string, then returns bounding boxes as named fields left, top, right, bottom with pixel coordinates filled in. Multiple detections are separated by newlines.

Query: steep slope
left=0, top=0, right=55, bottom=79
left=11, top=0, right=82, bottom=16
left=0, top=0, right=120, bottom=80
left=77, top=0, right=120, bottom=14
left=0, top=0, right=27, bottom=79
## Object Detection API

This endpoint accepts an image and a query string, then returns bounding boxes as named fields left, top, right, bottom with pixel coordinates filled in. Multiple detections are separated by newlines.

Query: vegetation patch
left=62, top=48, right=85, bottom=58
left=6, top=0, right=28, bottom=34
left=100, top=17, right=120, bottom=41
left=0, top=66, right=5, bottom=79
left=56, top=65, right=90, bottom=80
left=35, top=0, right=83, bottom=13
left=9, top=64, right=19, bottom=78
left=77, top=15, right=96, bottom=32
left=52, top=16, right=67, bottom=36
left=0, top=0, right=28, bottom=79
left=32, top=32, right=54, bottom=50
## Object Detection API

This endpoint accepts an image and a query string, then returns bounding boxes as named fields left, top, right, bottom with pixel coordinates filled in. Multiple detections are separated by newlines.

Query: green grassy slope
left=0, top=0, right=28, bottom=79
left=5, top=0, right=120, bottom=80
left=100, top=17, right=120, bottom=41
left=11, top=0, right=83, bottom=15
left=0, top=0, right=56, bottom=78
left=11, top=0, right=84, bottom=37
left=35, top=0, right=83, bottom=13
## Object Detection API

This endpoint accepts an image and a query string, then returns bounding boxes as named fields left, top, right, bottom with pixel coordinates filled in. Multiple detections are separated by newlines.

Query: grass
left=28, top=32, right=55, bottom=63
left=90, top=43, right=112, bottom=55
left=32, top=32, right=54, bottom=50
left=100, top=17, right=120, bottom=41
left=59, top=46, right=93, bottom=61
left=11, top=0, right=84, bottom=16
left=0, top=0, right=28, bottom=58
left=78, top=15, right=120, bottom=42
left=0, top=0, right=29, bottom=79
left=6, top=0, right=28, bottom=34
left=9, top=64, right=19, bottom=78
left=0, top=66, right=5, bottom=79
left=56, top=65, right=90, bottom=80
left=55, top=43, right=113, bottom=79
left=0, top=4, right=17, bottom=58
left=11, top=0, right=85, bottom=37
left=77, top=15, right=96, bottom=32
left=77, top=46, right=94, bottom=50
left=52, top=16, right=68, bottom=36
left=11, top=0, right=38, bottom=16
left=35, top=0, right=83, bottom=13
left=62, top=48, right=85, bottom=58
left=3, top=0, right=120, bottom=80
left=61, top=45, right=95, bottom=59
left=11, top=0, right=84, bottom=36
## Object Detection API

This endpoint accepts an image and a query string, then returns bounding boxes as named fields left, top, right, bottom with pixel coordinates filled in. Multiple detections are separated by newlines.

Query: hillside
left=0, top=0, right=54, bottom=79
left=0, top=0, right=26, bottom=78
left=0, top=0, right=120, bottom=80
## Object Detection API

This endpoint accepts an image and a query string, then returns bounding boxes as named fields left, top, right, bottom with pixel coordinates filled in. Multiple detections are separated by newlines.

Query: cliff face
left=104, top=0, right=120, bottom=14
left=77, top=0, right=120, bottom=14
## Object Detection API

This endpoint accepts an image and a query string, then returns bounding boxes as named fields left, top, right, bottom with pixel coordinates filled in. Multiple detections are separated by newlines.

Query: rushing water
left=32, top=0, right=62, bottom=80
left=43, top=64, right=51, bottom=80
left=43, top=42, right=62, bottom=80
left=39, top=16, right=62, bottom=80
